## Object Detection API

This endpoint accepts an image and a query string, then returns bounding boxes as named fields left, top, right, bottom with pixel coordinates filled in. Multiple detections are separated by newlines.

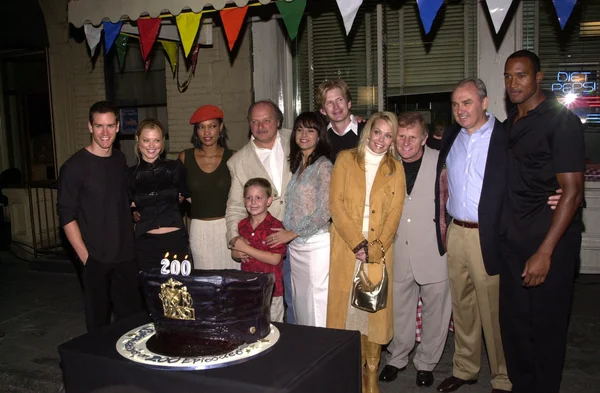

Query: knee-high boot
left=360, top=335, right=368, bottom=392
left=364, top=337, right=381, bottom=393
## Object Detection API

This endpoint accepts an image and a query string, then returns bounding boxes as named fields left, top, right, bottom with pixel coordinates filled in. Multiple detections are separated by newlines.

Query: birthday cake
left=140, top=267, right=275, bottom=357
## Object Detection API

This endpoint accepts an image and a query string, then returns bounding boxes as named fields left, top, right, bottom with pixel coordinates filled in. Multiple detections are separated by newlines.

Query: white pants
left=189, top=218, right=239, bottom=270
left=288, top=232, right=330, bottom=327
left=270, top=296, right=284, bottom=323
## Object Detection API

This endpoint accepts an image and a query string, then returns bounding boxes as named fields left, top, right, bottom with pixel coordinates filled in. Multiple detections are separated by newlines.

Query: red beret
left=189, top=105, right=224, bottom=124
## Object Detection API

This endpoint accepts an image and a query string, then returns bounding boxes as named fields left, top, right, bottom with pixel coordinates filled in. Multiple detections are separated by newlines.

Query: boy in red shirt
left=232, top=178, right=287, bottom=322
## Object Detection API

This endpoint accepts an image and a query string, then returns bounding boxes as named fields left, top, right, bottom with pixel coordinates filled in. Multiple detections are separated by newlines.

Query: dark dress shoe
left=436, top=376, right=477, bottom=392
left=491, top=390, right=511, bottom=393
left=378, top=365, right=406, bottom=382
left=416, top=370, right=434, bottom=387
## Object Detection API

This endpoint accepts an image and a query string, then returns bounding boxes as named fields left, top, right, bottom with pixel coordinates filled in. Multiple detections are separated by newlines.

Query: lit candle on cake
left=172, top=254, right=181, bottom=275
left=161, top=252, right=170, bottom=274
left=182, top=255, right=191, bottom=276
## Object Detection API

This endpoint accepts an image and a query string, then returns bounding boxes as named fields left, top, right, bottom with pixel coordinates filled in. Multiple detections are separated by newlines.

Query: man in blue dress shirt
left=434, top=78, right=511, bottom=393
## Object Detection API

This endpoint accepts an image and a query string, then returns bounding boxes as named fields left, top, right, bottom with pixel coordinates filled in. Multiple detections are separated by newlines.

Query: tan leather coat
left=326, top=150, right=405, bottom=344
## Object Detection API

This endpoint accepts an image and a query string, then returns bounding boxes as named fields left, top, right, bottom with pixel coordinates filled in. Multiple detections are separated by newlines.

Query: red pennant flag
left=137, top=18, right=161, bottom=60
left=220, top=6, right=248, bottom=51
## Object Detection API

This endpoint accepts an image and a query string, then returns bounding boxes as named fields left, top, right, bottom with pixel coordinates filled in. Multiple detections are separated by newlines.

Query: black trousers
left=135, top=229, right=189, bottom=272
left=82, top=257, right=144, bottom=332
left=499, top=232, right=580, bottom=393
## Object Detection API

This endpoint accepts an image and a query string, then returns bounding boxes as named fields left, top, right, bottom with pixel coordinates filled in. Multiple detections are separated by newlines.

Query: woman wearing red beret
left=178, top=105, right=238, bottom=270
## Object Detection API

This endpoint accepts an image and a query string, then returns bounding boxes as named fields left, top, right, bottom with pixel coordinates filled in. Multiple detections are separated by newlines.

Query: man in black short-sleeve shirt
left=57, top=101, right=142, bottom=332
left=500, top=50, right=585, bottom=393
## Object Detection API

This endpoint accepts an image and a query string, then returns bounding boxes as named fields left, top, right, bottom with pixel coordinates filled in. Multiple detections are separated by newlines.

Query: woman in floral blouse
left=265, top=112, right=332, bottom=327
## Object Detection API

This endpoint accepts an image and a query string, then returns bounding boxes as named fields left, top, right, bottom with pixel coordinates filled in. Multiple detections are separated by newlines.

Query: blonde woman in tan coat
left=327, top=111, right=405, bottom=393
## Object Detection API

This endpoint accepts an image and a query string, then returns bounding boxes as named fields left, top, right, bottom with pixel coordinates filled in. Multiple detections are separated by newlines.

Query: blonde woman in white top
left=327, top=112, right=405, bottom=393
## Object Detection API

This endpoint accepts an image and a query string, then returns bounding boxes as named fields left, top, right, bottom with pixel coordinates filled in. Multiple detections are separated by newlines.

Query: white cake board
left=116, top=323, right=280, bottom=370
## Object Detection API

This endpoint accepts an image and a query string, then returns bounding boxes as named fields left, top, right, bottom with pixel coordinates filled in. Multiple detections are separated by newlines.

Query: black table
left=59, top=314, right=361, bottom=393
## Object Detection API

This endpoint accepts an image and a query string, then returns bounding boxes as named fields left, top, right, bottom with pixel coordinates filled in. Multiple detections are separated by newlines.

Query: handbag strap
left=357, top=258, right=386, bottom=289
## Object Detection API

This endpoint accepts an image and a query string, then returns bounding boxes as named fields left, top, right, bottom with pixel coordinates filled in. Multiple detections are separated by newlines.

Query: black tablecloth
left=59, top=314, right=361, bottom=393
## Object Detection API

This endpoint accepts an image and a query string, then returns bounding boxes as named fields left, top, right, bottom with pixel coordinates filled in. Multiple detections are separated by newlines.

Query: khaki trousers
left=447, top=223, right=511, bottom=391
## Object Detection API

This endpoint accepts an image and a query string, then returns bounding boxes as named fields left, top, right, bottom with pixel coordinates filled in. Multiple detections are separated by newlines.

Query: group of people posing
left=57, top=49, right=584, bottom=393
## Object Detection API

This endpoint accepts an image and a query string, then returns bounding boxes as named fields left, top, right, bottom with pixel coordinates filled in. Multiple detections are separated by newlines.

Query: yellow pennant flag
left=176, top=12, right=202, bottom=57
left=161, top=41, right=178, bottom=74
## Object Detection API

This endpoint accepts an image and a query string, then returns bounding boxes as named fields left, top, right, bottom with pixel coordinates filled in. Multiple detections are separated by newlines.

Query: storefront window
left=292, top=0, right=476, bottom=123
left=524, top=0, right=600, bottom=163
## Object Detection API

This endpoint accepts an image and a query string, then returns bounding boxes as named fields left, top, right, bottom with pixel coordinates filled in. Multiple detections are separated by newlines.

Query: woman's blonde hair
left=353, top=111, right=399, bottom=175
left=134, top=118, right=166, bottom=161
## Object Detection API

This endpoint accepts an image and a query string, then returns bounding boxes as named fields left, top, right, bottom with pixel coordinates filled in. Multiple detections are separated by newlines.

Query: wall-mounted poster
left=120, top=108, right=139, bottom=135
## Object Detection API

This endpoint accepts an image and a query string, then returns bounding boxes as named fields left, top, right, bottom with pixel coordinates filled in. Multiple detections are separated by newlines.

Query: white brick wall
left=43, top=0, right=254, bottom=164
left=165, top=24, right=253, bottom=158
left=41, top=0, right=106, bottom=167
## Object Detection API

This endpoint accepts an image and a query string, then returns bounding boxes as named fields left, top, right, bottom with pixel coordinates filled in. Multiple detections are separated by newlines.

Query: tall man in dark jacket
left=434, top=78, right=511, bottom=393
left=500, top=50, right=585, bottom=393
left=57, top=101, right=142, bottom=332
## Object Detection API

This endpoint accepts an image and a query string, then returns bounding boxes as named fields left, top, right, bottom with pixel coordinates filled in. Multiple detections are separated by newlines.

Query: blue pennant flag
left=417, top=0, right=444, bottom=35
left=553, top=0, right=578, bottom=30
left=103, top=21, right=123, bottom=53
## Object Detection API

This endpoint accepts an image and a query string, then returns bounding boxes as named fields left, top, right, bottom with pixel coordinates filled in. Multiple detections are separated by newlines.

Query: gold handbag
left=351, top=239, right=388, bottom=313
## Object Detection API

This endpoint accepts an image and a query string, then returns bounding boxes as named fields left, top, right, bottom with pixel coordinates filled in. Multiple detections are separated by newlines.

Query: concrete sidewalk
left=0, top=251, right=599, bottom=393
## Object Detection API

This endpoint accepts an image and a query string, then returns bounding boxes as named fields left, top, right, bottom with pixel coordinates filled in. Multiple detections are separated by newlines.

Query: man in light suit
left=379, top=112, right=452, bottom=388
left=225, top=100, right=295, bottom=322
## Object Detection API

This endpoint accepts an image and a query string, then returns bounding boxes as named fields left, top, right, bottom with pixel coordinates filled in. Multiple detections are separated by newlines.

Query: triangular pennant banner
left=103, top=21, right=123, bottom=53
left=176, top=12, right=202, bottom=57
left=553, top=0, right=577, bottom=30
left=277, top=0, right=307, bottom=40
left=189, top=44, right=201, bottom=75
left=220, top=6, right=248, bottom=51
left=161, top=40, right=178, bottom=74
left=335, top=0, right=363, bottom=35
left=84, top=24, right=103, bottom=56
left=416, top=0, right=444, bottom=34
left=115, top=34, right=129, bottom=70
left=485, top=0, right=513, bottom=33
left=137, top=18, right=162, bottom=60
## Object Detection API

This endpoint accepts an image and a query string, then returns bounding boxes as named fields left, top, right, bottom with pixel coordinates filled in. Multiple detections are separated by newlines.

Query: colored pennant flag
left=103, top=21, right=123, bottom=53
left=189, top=44, right=201, bottom=75
left=416, top=0, right=443, bottom=35
left=277, top=0, right=306, bottom=40
left=84, top=24, right=103, bottom=56
left=161, top=40, right=178, bottom=74
left=484, top=0, right=514, bottom=33
left=220, top=5, right=248, bottom=51
left=115, top=34, right=129, bottom=70
left=137, top=18, right=162, bottom=61
left=176, top=12, right=202, bottom=57
left=335, top=0, right=363, bottom=35
left=553, top=0, right=578, bottom=29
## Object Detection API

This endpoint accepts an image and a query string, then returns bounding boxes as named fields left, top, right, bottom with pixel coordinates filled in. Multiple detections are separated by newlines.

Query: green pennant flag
left=276, top=0, right=306, bottom=40
left=115, top=34, right=129, bottom=70
left=160, top=40, right=178, bottom=74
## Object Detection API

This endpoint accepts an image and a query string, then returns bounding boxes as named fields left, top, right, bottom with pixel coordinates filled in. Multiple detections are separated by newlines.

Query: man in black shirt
left=426, top=119, right=445, bottom=151
left=501, top=50, right=585, bottom=393
left=57, top=101, right=142, bottom=332
left=316, top=79, right=364, bottom=162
